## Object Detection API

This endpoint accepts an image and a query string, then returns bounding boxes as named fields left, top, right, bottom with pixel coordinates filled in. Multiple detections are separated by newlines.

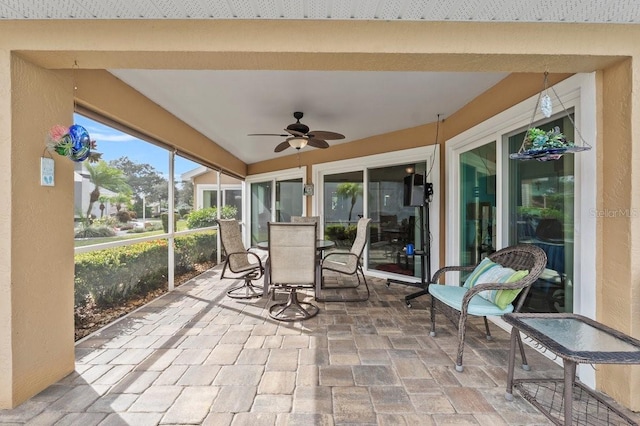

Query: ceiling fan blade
left=307, top=130, right=345, bottom=140
left=285, top=128, right=305, bottom=137
left=307, top=138, right=330, bottom=149
left=248, top=133, right=290, bottom=137
left=274, top=141, right=291, bottom=152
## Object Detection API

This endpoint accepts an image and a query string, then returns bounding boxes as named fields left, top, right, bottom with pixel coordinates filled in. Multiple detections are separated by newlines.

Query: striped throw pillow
left=474, top=266, right=530, bottom=309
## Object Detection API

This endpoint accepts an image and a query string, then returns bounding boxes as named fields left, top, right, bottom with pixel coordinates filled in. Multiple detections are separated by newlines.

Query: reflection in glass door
left=323, top=171, right=363, bottom=249
left=508, top=115, right=575, bottom=313
left=275, top=179, right=303, bottom=222
left=368, top=163, right=426, bottom=278
left=460, top=143, right=497, bottom=266
left=250, top=181, right=271, bottom=245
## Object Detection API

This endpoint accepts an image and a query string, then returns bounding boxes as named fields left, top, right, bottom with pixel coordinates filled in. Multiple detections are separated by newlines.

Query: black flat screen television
left=403, top=174, right=425, bottom=207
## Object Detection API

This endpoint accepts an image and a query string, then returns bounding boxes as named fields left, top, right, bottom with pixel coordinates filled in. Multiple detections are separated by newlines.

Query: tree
left=336, top=182, right=363, bottom=222
left=176, top=180, right=193, bottom=208
left=98, top=195, right=109, bottom=218
left=110, top=193, right=131, bottom=213
left=108, top=157, right=166, bottom=202
left=85, top=161, right=131, bottom=221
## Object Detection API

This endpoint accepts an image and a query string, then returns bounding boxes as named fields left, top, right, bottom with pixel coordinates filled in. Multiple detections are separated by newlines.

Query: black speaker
left=403, top=174, right=425, bottom=207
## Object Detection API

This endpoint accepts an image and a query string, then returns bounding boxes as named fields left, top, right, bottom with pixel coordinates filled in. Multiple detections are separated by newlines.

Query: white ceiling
left=3, top=0, right=637, bottom=164
left=109, top=69, right=508, bottom=163
left=1, top=0, right=638, bottom=22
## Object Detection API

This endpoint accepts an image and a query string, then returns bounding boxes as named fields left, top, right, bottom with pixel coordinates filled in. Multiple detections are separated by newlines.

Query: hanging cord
left=425, top=114, right=441, bottom=180
left=71, top=60, right=80, bottom=116
left=549, top=81, right=591, bottom=148
left=522, top=72, right=590, bottom=152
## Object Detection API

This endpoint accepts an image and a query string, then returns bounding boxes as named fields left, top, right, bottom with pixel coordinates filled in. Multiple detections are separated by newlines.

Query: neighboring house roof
left=180, top=166, right=210, bottom=182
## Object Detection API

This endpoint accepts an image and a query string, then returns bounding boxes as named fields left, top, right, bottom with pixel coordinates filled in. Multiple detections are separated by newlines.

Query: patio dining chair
left=217, top=219, right=264, bottom=299
left=267, top=222, right=319, bottom=321
left=291, top=215, right=321, bottom=239
left=428, top=244, right=547, bottom=372
left=318, top=217, right=371, bottom=302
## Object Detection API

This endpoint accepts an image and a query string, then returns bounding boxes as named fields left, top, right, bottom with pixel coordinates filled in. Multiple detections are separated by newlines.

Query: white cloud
left=91, top=132, right=139, bottom=142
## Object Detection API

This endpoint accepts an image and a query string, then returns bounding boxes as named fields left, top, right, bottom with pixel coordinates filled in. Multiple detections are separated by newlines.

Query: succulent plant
left=523, top=126, right=573, bottom=151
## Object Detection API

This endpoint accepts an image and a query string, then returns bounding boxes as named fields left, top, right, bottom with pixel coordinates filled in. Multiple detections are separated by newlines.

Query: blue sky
left=74, top=114, right=199, bottom=179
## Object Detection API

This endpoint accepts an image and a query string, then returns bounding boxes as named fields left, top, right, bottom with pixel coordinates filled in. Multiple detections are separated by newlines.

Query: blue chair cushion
left=428, top=284, right=515, bottom=316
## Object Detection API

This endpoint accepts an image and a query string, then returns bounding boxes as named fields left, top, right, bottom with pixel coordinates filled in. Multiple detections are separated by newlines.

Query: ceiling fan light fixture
left=289, top=137, right=308, bottom=149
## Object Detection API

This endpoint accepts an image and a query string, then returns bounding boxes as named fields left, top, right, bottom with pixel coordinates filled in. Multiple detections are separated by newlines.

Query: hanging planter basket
left=510, top=73, right=591, bottom=162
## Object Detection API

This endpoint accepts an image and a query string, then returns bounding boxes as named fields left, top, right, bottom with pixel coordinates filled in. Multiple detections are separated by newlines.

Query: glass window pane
left=460, top=142, right=497, bottom=266
left=251, top=181, right=272, bottom=245
left=203, top=190, right=217, bottom=209
left=276, top=178, right=303, bottom=222
left=508, top=115, right=575, bottom=313
left=323, top=171, right=363, bottom=248
left=367, top=164, right=426, bottom=278
left=73, top=114, right=169, bottom=244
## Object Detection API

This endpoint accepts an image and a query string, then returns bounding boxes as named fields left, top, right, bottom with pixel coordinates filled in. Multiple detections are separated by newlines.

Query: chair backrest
left=268, top=222, right=317, bottom=285
left=217, top=219, right=251, bottom=270
left=345, top=217, right=371, bottom=271
left=291, top=215, right=321, bottom=239
left=486, top=244, right=547, bottom=311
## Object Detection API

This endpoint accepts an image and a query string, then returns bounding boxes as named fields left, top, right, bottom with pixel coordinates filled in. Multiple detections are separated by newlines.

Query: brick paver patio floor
left=1, top=265, right=637, bottom=425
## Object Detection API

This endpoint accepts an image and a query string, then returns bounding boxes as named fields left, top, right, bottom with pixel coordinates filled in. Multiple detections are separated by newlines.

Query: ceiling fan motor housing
left=287, top=112, right=309, bottom=135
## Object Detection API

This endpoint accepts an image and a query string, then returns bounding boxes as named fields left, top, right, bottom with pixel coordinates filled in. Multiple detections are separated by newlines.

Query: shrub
left=116, top=210, right=131, bottom=223
left=93, top=217, right=118, bottom=227
left=325, top=224, right=357, bottom=247
left=128, top=210, right=137, bottom=219
left=75, top=226, right=116, bottom=238
left=174, top=232, right=217, bottom=273
left=160, top=213, right=178, bottom=233
left=186, top=205, right=238, bottom=229
left=74, top=233, right=218, bottom=309
left=75, top=240, right=169, bottom=308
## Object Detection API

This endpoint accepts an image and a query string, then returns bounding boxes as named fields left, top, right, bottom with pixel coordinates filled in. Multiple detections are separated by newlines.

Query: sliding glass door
left=246, top=168, right=305, bottom=246
left=323, top=171, right=363, bottom=248
left=368, top=163, right=426, bottom=278
left=250, top=181, right=272, bottom=245
left=275, top=178, right=303, bottom=222
left=460, top=143, right=497, bottom=266
left=508, top=115, right=575, bottom=313
left=314, top=146, right=440, bottom=281
left=453, top=115, right=576, bottom=313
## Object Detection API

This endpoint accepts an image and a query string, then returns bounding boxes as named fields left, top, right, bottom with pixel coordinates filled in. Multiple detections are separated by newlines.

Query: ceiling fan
left=248, top=111, right=345, bottom=153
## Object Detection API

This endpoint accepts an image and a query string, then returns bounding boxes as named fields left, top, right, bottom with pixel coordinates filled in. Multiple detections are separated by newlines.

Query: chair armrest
left=226, top=251, right=264, bottom=277
left=431, top=265, right=476, bottom=285
left=320, top=251, right=359, bottom=264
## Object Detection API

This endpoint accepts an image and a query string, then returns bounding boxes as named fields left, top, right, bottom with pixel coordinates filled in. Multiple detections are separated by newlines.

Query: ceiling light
left=289, top=137, right=308, bottom=150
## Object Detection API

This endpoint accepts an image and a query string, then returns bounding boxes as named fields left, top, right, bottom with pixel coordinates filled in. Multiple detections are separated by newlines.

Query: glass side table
left=503, top=313, right=640, bottom=425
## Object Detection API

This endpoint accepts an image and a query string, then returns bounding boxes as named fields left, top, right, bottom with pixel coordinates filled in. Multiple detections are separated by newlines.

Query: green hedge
left=325, top=224, right=358, bottom=247
left=174, top=232, right=217, bottom=273
left=75, top=232, right=217, bottom=309
left=186, top=205, right=238, bottom=229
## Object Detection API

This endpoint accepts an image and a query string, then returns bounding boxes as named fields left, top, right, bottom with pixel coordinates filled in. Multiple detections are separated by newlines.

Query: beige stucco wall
left=598, top=59, right=640, bottom=405
left=0, top=19, right=639, bottom=409
left=0, top=55, right=76, bottom=407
